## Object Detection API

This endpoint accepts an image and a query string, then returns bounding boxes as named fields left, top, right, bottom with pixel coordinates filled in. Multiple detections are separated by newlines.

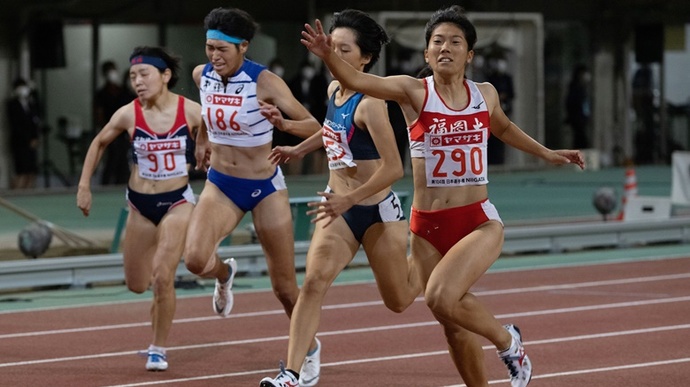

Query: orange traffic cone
left=617, top=166, right=638, bottom=220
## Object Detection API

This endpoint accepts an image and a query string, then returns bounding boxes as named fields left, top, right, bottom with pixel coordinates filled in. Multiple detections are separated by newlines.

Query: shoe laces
left=501, top=354, right=519, bottom=377
left=137, top=349, right=166, bottom=360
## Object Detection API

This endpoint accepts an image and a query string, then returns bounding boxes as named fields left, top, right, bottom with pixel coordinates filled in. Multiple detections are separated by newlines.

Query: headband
left=130, top=55, right=168, bottom=70
left=206, top=29, right=246, bottom=44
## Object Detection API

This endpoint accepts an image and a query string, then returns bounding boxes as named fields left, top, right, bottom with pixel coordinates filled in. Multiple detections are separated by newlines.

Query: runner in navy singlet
left=260, top=10, right=421, bottom=387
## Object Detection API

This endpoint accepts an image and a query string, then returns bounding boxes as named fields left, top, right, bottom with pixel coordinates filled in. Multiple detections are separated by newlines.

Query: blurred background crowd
left=0, top=0, right=689, bottom=190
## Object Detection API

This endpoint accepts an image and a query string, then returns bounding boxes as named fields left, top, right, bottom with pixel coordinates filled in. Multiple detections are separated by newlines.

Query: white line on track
left=443, top=357, right=690, bottom=386
left=99, top=324, right=690, bottom=387
left=2, top=272, right=689, bottom=340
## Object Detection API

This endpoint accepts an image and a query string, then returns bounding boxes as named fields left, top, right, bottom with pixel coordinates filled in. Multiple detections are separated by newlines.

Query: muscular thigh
left=410, top=233, right=443, bottom=290
left=252, top=190, right=296, bottom=275
left=364, top=221, right=409, bottom=277
left=122, top=210, right=158, bottom=288
left=429, top=221, right=504, bottom=296
left=155, top=203, right=194, bottom=271
left=187, top=182, right=245, bottom=251
left=304, top=218, right=359, bottom=285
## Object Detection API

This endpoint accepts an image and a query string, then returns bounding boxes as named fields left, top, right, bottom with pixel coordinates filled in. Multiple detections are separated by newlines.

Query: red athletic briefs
left=410, top=199, right=502, bottom=256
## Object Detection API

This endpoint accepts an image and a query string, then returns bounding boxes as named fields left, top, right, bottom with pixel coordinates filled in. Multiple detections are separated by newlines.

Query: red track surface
left=2, top=257, right=690, bottom=386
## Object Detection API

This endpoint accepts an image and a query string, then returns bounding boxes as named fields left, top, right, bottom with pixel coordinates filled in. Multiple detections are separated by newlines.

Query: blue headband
left=130, top=55, right=168, bottom=70
left=206, top=29, right=245, bottom=44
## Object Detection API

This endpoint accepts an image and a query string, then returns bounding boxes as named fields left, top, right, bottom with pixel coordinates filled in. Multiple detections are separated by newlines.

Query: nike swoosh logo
left=472, top=101, right=484, bottom=109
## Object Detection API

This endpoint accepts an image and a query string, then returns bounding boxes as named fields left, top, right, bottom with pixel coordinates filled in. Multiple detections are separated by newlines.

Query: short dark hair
left=204, top=7, right=259, bottom=43
left=101, top=60, right=116, bottom=76
left=330, top=9, right=390, bottom=73
left=12, top=78, right=27, bottom=89
left=129, top=46, right=181, bottom=88
left=424, top=5, right=477, bottom=51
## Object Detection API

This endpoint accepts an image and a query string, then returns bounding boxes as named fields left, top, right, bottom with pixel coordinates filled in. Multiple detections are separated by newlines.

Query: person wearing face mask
left=95, top=60, right=136, bottom=185
left=287, top=60, right=329, bottom=174
left=6, top=78, right=41, bottom=189
left=565, top=64, right=592, bottom=149
left=486, top=58, right=514, bottom=164
left=270, top=57, right=304, bottom=175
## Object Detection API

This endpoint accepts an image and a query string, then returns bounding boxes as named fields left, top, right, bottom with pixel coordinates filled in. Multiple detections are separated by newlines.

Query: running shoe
left=259, top=361, right=299, bottom=387
left=145, top=349, right=168, bottom=371
left=213, top=258, right=237, bottom=317
left=497, top=324, right=532, bottom=387
left=299, top=337, right=321, bottom=386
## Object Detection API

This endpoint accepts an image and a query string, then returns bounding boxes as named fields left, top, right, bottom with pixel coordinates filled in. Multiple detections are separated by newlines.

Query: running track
left=1, top=251, right=690, bottom=386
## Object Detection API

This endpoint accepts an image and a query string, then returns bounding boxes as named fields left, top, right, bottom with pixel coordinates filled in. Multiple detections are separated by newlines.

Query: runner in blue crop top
left=260, top=10, right=421, bottom=387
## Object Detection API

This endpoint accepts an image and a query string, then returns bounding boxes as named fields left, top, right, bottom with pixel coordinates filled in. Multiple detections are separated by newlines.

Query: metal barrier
left=110, top=193, right=412, bottom=252
left=1, top=216, right=689, bottom=292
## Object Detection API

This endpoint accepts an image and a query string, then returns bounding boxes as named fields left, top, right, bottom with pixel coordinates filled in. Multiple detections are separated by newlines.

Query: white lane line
left=443, top=357, right=690, bottom=386
left=3, top=272, right=689, bottom=340
left=99, top=325, right=690, bottom=387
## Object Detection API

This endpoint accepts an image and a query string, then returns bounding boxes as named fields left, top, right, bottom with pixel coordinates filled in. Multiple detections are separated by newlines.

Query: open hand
left=301, top=19, right=332, bottom=59
left=306, top=191, right=355, bottom=228
left=269, top=145, right=302, bottom=165
left=259, top=100, right=285, bottom=131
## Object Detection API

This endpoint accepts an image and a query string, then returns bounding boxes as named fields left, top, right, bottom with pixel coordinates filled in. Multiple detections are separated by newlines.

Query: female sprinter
left=182, top=6, right=321, bottom=381
left=77, top=46, right=201, bottom=371
left=259, top=9, right=421, bottom=387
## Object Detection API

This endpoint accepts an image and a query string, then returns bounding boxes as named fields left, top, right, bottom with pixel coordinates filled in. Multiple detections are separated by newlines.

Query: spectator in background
left=486, top=58, right=514, bottom=164
left=632, top=63, right=656, bottom=163
left=270, top=57, right=304, bottom=175
left=565, top=64, right=591, bottom=149
left=6, top=78, right=41, bottom=189
left=287, top=60, right=329, bottom=174
left=268, top=58, right=285, bottom=79
left=95, top=60, right=135, bottom=185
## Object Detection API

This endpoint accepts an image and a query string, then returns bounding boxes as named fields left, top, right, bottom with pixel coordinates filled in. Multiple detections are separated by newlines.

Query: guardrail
left=1, top=217, right=689, bottom=292
left=110, top=193, right=412, bottom=252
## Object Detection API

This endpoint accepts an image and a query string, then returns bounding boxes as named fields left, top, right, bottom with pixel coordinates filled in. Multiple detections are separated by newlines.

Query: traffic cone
left=617, top=166, right=638, bottom=220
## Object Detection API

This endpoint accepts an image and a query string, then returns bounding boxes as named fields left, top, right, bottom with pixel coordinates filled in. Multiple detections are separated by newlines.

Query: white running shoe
left=497, top=324, right=532, bottom=387
left=213, top=258, right=237, bottom=317
left=145, top=350, right=168, bottom=371
left=299, top=337, right=321, bottom=386
left=259, top=361, right=299, bottom=387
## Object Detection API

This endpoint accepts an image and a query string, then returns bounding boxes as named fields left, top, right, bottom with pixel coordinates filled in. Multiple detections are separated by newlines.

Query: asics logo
left=235, top=84, right=245, bottom=94
left=156, top=201, right=172, bottom=207
left=472, top=101, right=484, bottom=109
left=251, top=189, right=262, bottom=198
